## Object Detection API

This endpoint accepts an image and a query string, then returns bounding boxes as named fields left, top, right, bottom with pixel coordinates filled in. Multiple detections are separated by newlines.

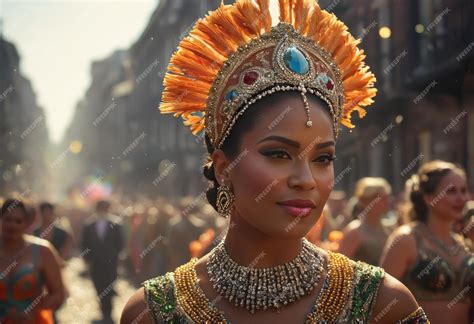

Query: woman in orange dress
left=0, top=199, right=65, bottom=324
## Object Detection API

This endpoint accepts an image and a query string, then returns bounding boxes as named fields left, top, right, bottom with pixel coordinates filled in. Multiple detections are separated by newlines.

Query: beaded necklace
left=174, top=250, right=355, bottom=322
left=206, top=238, right=324, bottom=314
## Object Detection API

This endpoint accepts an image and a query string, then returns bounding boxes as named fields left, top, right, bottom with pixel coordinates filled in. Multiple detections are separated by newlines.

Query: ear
left=422, top=194, right=433, bottom=208
left=211, top=149, right=231, bottom=186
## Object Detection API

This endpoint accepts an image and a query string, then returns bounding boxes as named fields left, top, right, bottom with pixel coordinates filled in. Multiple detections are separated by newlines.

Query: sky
left=1, top=0, right=157, bottom=143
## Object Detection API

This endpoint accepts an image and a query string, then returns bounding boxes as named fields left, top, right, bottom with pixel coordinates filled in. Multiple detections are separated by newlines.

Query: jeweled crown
left=159, top=0, right=377, bottom=149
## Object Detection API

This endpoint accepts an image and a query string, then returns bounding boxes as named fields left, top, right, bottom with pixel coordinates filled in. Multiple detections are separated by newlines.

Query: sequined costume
left=401, top=223, right=474, bottom=303
left=143, top=251, right=428, bottom=323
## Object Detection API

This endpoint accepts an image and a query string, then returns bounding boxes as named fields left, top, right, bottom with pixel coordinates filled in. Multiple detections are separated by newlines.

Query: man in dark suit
left=81, top=200, right=123, bottom=324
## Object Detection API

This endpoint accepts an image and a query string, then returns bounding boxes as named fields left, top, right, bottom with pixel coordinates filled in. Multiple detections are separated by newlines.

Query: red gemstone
left=243, top=71, right=259, bottom=85
left=326, top=80, right=334, bottom=90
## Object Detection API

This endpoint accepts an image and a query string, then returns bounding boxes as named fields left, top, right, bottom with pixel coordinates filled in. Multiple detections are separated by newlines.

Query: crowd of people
left=1, top=159, right=473, bottom=323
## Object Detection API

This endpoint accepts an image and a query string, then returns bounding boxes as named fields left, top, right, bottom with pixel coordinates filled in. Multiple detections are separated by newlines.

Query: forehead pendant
left=282, top=45, right=312, bottom=127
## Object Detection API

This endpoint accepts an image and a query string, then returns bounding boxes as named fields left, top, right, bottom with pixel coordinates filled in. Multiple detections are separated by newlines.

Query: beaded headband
left=160, top=0, right=377, bottom=149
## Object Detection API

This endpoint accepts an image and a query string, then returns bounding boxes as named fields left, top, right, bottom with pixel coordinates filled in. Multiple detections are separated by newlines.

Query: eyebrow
left=257, top=135, right=335, bottom=149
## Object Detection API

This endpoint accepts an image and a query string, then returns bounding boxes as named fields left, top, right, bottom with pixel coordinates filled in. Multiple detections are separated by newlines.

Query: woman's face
left=426, top=171, right=469, bottom=221
left=1, top=207, right=29, bottom=240
left=217, top=93, right=335, bottom=239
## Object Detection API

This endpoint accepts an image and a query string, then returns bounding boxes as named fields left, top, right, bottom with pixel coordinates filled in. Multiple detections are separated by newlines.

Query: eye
left=314, top=154, right=337, bottom=164
left=262, top=150, right=291, bottom=159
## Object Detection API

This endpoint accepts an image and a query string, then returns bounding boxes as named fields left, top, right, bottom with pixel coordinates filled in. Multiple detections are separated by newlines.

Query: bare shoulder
left=25, top=234, right=50, bottom=248
left=342, top=219, right=363, bottom=239
left=25, top=234, right=57, bottom=259
left=344, top=219, right=362, bottom=232
left=385, top=223, right=417, bottom=251
left=121, top=288, right=153, bottom=324
left=370, top=272, right=420, bottom=323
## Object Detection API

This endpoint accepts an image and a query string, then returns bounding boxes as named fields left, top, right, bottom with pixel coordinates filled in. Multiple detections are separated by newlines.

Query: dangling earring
left=216, top=184, right=234, bottom=218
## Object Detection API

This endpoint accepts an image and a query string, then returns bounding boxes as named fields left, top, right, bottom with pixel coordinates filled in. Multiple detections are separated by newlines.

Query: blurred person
left=164, top=196, right=208, bottom=271
left=127, top=204, right=146, bottom=279
left=320, top=190, right=348, bottom=240
left=338, top=177, right=393, bottom=265
left=33, top=202, right=73, bottom=263
left=456, top=201, right=474, bottom=251
left=0, top=199, right=65, bottom=324
left=381, top=160, right=473, bottom=324
left=305, top=205, right=328, bottom=245
left=81, top=200, right=123, bottom=324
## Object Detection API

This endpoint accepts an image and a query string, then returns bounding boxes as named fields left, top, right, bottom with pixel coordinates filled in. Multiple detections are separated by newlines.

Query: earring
left=216, top=184, right=234, bottom=218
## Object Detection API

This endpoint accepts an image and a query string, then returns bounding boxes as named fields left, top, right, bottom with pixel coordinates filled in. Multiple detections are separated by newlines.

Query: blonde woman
left=338, top=177, right=393, bottom=265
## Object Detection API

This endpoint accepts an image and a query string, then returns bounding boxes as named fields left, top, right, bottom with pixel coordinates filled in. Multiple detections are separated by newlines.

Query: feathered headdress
left=160, top=0, right=377, bottom=149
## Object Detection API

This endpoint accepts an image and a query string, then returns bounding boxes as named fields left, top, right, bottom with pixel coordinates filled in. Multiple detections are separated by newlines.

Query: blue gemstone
left=224, top=89, right=238, bottom=101
left=283, top=46, right=309, bottom=75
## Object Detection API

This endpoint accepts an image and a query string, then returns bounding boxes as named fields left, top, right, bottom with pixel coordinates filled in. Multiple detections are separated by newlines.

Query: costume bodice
left=0, top=243, right=46, bottom=321
left=401, top=223, right=474, bottom=304
left=143, top=252, right=429, bottom=323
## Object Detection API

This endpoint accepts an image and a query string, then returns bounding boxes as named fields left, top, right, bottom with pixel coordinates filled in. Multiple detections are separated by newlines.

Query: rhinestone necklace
left=206, top=238, right=324, bottom=314
left=421, top=223, right=469, bottom=256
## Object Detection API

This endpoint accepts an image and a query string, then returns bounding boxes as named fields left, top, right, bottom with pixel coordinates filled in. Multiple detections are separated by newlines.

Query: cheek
left=315, top=167, right=334, bottom=196
left=232, top=153, right=280, bottom=204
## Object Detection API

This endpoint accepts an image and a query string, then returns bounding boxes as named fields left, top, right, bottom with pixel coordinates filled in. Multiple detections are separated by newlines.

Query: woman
left=380, top=161, right=473, bottom=323
left=0, top=199, right=65, bottom=324
left=122, top=0, right=429, bottom=322
left=338, top=177, right=394, bottom=265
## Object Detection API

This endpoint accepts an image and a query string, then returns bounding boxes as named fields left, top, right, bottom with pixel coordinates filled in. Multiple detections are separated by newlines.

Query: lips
left=279, top=205, right=313, bottom=217
left=277, top=199, right=316, bottom=217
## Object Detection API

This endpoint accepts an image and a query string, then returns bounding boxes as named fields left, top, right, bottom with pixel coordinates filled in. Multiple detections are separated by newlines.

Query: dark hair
left=409, top=160, right=466, bottom=222
left=39, top=202, right=54, bottom=213
left=1, top=198, right=30, bottom=221
left=96, top=200, right=111, bottom=212
left=202, top=90, right=331, bottom=211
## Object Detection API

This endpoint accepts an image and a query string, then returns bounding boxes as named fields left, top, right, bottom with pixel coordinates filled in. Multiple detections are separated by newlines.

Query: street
left=57, top=257, right=136, bottom=324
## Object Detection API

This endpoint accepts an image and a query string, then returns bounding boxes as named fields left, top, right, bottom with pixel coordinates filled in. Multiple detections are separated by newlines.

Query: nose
left=287, top=160, right=317, bottom=191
